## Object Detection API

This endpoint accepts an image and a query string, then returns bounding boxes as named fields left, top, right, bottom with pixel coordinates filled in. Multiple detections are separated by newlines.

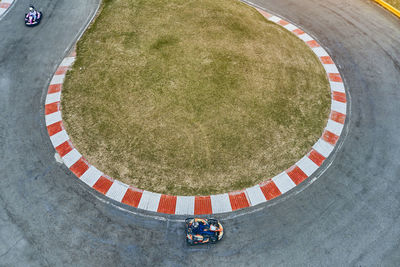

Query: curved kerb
left=44, top=8, right=348, bottom=215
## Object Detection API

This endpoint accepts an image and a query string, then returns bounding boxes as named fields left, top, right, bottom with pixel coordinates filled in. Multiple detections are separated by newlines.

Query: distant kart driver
left=26, top=6, right=38, bottom=21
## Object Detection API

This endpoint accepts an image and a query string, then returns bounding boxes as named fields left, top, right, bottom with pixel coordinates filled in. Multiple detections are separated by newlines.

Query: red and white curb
left=0, top=0, right=14, bottom=16
left=45, top=9, right=347, bottom=215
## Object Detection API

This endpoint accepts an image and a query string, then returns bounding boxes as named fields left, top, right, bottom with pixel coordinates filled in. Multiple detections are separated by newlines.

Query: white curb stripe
left=175, top=196, right=195, bottom=215
left=45, top=111, right=62, bottom=126
left=331, top=100, right=347, bottom=114
left=210, top=194, right=232, bottom=214
left=313, top=138, right=334, bottom=158
left=137, top=191, right=162, bottom=212
left=106, top=181, right=129, bottom=202
left=323, top=64, right=339, bottom=74
left=330, top=81, right=345, bottom=92
left=80, top=166, right=102, bottom=187
left=49, top=130, right=69, bottom=147
left=50, top=75, right=65, bottom=85
left=45, top=92, right=61, bottom=105
left=283, top=24, right=297, bottom=31
left=246, top=185, right=266, bottom=206
left=272, top=172, right=296, bottom=194
left=268, top=16, right=281, bottom=23
left=296, top=156, right=319, bottom=177
left=326, top=119, right=344, bottom=136
left=60, top=57, right=75, bottom=67
left=298, top=33, right=313, bottom=42
left=312, top=47, right=329, bottom=57
left=62, top=149, right=81, bottom=168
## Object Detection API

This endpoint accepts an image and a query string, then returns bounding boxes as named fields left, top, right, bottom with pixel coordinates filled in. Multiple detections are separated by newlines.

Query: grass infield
left=62, top=0, right=330, bottom=196
left=383, top=0, right=400, bottom=10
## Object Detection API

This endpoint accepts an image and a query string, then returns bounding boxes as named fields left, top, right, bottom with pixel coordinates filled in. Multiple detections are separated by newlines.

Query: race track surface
left=1, top=0, right=400, bottom=265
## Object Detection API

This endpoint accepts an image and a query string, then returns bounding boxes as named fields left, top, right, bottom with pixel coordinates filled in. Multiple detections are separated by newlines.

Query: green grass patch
left=62, top=0, right=331, bottom=195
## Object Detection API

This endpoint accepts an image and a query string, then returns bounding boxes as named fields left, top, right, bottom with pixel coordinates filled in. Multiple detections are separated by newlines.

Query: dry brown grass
left=62, top=0, right=331, bottom=195
left=383, top=0, right=400, bottom=10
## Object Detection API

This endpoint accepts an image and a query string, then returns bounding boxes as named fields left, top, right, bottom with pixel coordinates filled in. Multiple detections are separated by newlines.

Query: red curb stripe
left=194, top=196, right=212, bottom=215
left=48, top=84, right=62, bottom=94
left=55, top=140, right=73, bottom=157
left=69, top=51, right=77, bottom=57
left=157, top=195, right=177, bottom=214
left=0, top=3, right=11, bottom=8
left=308, top=149, right=326, bottom=167
left=322, top=130, right=339, bottom=145
left=328, top=73, right=343, bottom=82
left=55, top=66, right=69, bottom=75
left=306, top=40, right=320, bottom=48
left=330, top=111, right=346, bottom=124
left=256, top=9, right=272, bottom=18
left=70, top=158, right=89, bottom=178
left=228, top=191, right=250, bottom=211
left=278, top=20, right=289, bottom=26
left=45, top=102, right=60, bottom=115
left=260, top=180, right=282, bottom=200
left=333, top=91, right=347, bottom=103
left=292, top=28, right=305, bottom=35
left=121, top=188, right=143, bottom=208
left=47, top=121, right=63, bottom=136
left=286, top=165, right=308, bottom=185
left=93, top=176, right=113, bottom=194
left=320, top=56, right=334, bottom=64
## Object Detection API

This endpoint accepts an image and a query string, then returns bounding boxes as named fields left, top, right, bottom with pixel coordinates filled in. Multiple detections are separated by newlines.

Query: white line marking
left=49, top=130, right=69, bottom=147
left=210, top=194, right=232, bottom=214
left=138, top=191, right=162, bottom=212
left=106, top=181, right=129, bottom=202
left=175, top=196, right=195, bottom=215
left=45, top=111, right=62, bottom=126
left=296, top=156, right=319, bottom=177
left=80, top=166, right=102, bottom=187
left=313, top=139, right=334, bottom=158
left=272, top=172, right=296, bottom=194
left=45, top=92, right=61, bottom=105
left=246, top=185, right=266, bottom=206
left=62, top=149, right=81, bottom=168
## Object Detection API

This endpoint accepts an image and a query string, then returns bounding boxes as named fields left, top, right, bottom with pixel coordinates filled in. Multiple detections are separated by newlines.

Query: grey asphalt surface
left=1, top=0, right=400, bottom=265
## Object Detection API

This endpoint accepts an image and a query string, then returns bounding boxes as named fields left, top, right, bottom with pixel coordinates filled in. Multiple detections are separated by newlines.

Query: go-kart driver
left=26, top=6, right=39, bottom=21
left=192, top=219, right=222, bottom=236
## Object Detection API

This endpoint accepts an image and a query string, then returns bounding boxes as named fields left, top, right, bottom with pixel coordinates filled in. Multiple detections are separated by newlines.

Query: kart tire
left=210, top=236, right=217, bottom=244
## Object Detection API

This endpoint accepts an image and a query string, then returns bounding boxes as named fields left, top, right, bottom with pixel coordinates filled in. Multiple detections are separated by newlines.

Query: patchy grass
left=62, top=0, right=331, bottom=196
left=383, top=0, right=400, bottom=10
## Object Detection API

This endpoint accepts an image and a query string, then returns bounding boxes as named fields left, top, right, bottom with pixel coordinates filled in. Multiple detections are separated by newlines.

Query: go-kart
left=185, top=218, right=224, bottom=245
left=25, top=10, right=42, bottom=27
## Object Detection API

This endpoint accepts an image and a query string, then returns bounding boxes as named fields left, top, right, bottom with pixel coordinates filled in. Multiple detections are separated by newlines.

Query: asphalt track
left=1, top=0, right=400, bottom=265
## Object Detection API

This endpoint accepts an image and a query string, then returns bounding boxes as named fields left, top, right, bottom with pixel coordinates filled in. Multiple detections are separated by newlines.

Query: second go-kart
left=25, top=6, right=42, bottom=27
left=185, top=218, right=224, bottom=245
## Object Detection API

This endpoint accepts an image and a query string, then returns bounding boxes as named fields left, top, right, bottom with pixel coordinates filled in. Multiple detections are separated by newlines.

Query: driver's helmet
left=29, top=6, right=35, bottom=12
left=193, top=222, right=199, bottom=228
